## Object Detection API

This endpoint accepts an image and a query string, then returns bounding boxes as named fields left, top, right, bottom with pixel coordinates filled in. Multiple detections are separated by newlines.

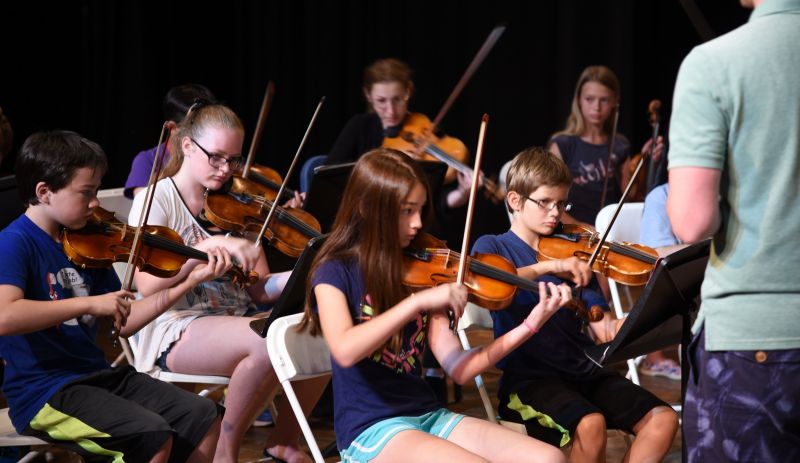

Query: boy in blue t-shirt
left=0, top=130, right=230, bottom=462
left=472, top=147, right=678, bottom=462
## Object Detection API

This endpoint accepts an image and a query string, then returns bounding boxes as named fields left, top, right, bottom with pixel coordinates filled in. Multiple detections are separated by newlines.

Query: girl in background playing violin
left=472, top=147, right=678, bottom=462
left=128, top=102, right=327, bottom=463
left=302, top=148, right=566, bottom=463
left=548, top=65, right=663, bottom=227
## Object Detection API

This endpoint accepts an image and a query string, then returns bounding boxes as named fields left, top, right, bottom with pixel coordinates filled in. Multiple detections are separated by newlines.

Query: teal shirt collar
left=751, top=0, right=800, bottom=21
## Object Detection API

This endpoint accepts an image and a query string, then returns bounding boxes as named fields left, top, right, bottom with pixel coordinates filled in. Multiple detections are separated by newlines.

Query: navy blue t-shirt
left=311, top=258, right=440, bottom=450
left=0, top=215, right=120, bottom=431
left=472, top=231, right=607, bottom=387
left=551, top=134, right=631, bottom=224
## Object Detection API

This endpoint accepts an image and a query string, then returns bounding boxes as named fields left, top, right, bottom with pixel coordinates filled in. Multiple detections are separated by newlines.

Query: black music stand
left=304, top=160, right=448, bottom=234
left=250, top=234, right=328, bottom=338
left=584, top=239, right=710, bottom=401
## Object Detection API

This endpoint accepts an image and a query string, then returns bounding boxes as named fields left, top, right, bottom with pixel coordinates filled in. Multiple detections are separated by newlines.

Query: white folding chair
left=97, top=187, right=133, bottom=221
left=266, top=313, right=333, bottom=463
left=594, top=202, right=645, bottom=385
left=456, top=303, right=526, bottom=433
left=1, top=408, right=51, bottom=463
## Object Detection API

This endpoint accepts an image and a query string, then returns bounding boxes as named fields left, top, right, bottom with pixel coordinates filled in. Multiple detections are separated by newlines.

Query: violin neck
left=248, top=170, right=297, bottom=199
left=424, top=144, right=471, bottom=175
left=468, top=257, right=538, bottom=293
left=142, top=232, right=209, bottom=262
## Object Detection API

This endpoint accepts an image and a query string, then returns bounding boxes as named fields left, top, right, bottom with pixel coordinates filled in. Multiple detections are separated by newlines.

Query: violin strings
left=233, top=193, right=320, bottom=238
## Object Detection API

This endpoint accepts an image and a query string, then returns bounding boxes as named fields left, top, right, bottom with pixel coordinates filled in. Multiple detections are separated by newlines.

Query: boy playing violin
left=0, top=130, right=228, bottom=462
left=472, top=147, right=678, bottom=462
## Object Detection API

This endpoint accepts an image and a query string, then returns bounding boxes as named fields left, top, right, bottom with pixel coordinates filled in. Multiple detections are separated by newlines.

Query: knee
left=643, top=407, right=679, bottom=438
left=573, top=413, right=607, bottom=448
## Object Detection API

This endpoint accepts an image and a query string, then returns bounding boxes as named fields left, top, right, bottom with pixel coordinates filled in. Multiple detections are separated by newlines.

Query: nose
left=411, top=211, right=422, bottom=230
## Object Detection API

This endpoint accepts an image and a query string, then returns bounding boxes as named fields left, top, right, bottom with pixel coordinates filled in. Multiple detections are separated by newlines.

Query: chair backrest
left=266, top=312, right=332, bottom=463
left=267, top=313, right=331, bottom=382
left=595, top=202, right=644, bottom=243
left=97, top=187, right=133, bottom=222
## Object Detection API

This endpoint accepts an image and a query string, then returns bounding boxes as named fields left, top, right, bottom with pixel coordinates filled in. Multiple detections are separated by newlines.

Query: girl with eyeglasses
left=128, top=103, right=327, bottom=463
left=548, top=65, right=663, bottom=228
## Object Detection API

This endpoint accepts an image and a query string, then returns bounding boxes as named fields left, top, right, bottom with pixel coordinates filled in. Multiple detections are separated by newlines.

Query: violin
left=403, top=233, right=604, bottom=322
left=201, top=96, right=326, bottom=258
left=537, top=223, right=658, bottom=286
left=234, top=164, right=298, bottom=204
left=202, top=181, right=321, bottom=258
left=62, top=207, right=258, bottom=287
left=382, top=113, right=505, bottom=204
left=626, top=100, right=662, bottom=201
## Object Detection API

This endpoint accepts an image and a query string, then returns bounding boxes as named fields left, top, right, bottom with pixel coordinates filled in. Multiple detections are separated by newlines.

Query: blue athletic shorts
left=340, top=408, right=465, bottom=463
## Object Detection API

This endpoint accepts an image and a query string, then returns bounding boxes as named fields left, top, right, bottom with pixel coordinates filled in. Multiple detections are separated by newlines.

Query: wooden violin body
left=236, top=164, right=297, bottom=204
left=63, top=207, right=257, bottom=286
left=537, top=223, right=658, bottom=286
left=403, top=234, right=603, bottom=321
left=203, top=178, right=321, bottom=258
left=381, top=114, right=507, bottom=205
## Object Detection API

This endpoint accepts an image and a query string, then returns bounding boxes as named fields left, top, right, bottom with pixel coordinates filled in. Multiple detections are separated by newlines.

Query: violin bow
left=599, top=104, right=620, bottom=210
left=644, top=100, right=662, bottom=194
left=430, top=25, right=505, bottom=130
left=253, top=96, right=325, bottom=248
left=456, top=114, right=489, bottom=286
left=109, top=121, right=171, bottom=344
left=587, top=101, right=660, bottom=271
left=242, top=81, right=276, bottom=179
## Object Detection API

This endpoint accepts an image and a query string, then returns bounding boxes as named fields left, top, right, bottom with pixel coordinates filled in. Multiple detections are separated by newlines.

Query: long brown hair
left=300, top=148, right=432, bottom=353
left=160, top=102, right=243, bottom=179
left=550, top=65, right=620, bottom=141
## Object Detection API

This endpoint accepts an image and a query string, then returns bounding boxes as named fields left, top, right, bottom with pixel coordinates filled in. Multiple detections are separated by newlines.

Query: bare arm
left=517, top=256, right=592, bottom=288
left=429, top=282, right=568, bottom=385
left=667, top=167, right=721, bottom=243
left=0, top=284, right=133, bottom=336
left=316, top=283, right=467, bottom=368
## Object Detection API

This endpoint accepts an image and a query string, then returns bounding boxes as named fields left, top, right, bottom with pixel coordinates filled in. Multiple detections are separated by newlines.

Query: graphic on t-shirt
left=54, top=268, right=95, bottom=326
left=574, top=152, right=619, bottom=186
left=181, top=221, right=251, bottom=315
left=360, top=294, right=428, bottom=374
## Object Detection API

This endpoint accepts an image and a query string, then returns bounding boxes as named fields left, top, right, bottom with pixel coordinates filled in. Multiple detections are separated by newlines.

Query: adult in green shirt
left=667, top=0, right=800, bottom=460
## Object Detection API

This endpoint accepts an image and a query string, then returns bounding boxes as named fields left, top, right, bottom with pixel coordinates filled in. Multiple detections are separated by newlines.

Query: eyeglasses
left=525, top=197, right=572, bottom=212
left=190, top=138, right=244, bottom=170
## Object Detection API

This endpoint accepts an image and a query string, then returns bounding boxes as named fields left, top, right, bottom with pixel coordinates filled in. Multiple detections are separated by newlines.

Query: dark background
left=0, top=1, right=749, bottom=240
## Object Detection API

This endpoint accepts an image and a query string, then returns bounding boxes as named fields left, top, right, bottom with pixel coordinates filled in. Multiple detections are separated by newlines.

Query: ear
left=180, top=136, right=193, bottom=155
left=363, top=87, right=372, bottom=103
left=35, top=181, right=51, bottom=204
left=507, top=190, right=523, bottom=212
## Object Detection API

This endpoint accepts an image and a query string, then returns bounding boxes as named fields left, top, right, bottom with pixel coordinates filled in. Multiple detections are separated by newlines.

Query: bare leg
left=446, top=416, right=566, bottom=463
left=149, top=436, right=172, bottom=463
left=186, top=415, right=221, bottom=463
left=568, top=413, right=607, bottom=463
left=265, top=376, right=330, bottom=463
left=166, top=316, right=280, bottom=463
left=372, top=429, right=490, bottom=463
left=623, top=406, right=678, bottom=463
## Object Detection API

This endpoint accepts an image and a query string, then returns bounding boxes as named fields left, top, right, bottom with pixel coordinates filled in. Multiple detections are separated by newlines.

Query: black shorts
left=22, top=366, right=221, bottom=463
left=498, top=369, right=669, bottom=448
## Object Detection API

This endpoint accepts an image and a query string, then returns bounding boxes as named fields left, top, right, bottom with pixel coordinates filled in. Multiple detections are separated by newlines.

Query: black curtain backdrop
left=0, top=1, right=749, bottom=240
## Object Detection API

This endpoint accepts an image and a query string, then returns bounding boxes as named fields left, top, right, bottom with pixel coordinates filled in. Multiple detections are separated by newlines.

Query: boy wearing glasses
left=472, top=147, right=678, bottom=462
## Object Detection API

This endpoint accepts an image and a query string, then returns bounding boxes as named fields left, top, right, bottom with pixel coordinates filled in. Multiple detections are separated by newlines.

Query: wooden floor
left=9, top=328, right=683, bottom=463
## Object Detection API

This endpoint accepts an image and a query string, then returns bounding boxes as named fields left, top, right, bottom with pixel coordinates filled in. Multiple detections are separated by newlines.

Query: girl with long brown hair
left=302, top=148, right=568, bottom=463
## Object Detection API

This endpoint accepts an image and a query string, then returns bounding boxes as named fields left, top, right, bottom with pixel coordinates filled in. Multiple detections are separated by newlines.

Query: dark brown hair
left=301, top=148, right=432, bottom=353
